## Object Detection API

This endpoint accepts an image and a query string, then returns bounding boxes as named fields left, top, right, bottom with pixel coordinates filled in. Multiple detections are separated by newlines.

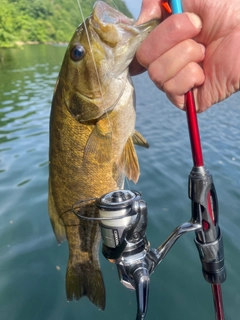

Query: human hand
left=131, top=0, right=240, bottom=112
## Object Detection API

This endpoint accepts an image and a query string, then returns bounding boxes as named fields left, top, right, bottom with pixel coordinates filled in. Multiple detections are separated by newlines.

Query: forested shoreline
left=0, top=0, right=132, bottom=47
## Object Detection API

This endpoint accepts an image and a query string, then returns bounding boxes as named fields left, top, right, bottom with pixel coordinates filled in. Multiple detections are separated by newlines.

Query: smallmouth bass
left=49, top=0, right=158, bottom=311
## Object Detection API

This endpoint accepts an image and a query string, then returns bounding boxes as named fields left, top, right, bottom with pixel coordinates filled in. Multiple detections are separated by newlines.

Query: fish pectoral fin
left=133, top=130, right=149, bottom=149
left=118, top=136, right=140, bottom=184
left=84, top=124, right=112, bottom=163
left=48, top=179, right=67, bottom=243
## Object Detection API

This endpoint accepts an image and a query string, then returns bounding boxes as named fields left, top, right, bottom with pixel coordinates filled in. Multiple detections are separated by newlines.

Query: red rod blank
left=185, top=91, right=204, bottom=167
left=185, top=89, right=225, bottom=320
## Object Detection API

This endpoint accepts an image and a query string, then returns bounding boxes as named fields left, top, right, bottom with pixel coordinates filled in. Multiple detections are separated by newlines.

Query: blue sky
left=124, top=0, right=142, bottom=18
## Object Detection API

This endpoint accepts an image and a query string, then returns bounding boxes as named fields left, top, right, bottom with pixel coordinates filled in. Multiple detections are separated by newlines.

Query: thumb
left=136, top=0, right=162, bottom=24
left=130, top=1, right=162, bottom=76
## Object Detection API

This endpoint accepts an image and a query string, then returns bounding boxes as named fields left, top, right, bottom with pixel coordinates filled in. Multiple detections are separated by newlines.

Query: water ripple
left=0, top=45, right=240, bottom=320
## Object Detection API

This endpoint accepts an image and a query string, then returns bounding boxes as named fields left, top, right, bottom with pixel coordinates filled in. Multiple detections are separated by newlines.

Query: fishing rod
left=94, top=175, right=225, bottom=319
left=164, top=0, right=227, bottom=319
left=73, top=1, right=226, bottom=319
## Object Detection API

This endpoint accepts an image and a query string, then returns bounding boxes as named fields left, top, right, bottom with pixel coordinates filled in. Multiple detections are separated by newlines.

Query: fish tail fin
left=66, top=260, right=106, bottom=310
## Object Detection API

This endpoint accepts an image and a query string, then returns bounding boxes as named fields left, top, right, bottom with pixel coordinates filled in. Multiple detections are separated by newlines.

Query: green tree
left=0, top=0, right=132, bottom=47
left=0, top=1, right=18, bottom=47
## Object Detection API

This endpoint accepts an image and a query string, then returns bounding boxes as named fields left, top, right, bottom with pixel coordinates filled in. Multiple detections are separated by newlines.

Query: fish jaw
left=91, top=1, right=159, bottom=75
left=57, top=2, right=158, bottom=123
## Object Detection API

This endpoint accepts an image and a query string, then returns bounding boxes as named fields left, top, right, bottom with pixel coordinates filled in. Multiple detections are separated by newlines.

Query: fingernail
left=186, top=12, right=202, bottom=29
left=200, top=44, right=205, bottom=54
left=178, top=103, right=185, bottom=110
left=193, top=89, right=199, bottom=112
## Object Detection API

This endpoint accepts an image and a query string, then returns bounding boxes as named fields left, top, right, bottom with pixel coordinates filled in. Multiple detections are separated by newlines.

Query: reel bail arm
left=96, top=189, right=204, bottom=320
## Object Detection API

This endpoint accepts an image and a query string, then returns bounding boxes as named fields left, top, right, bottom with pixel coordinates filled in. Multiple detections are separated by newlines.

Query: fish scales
left=48, top=0, right=158, bottom=311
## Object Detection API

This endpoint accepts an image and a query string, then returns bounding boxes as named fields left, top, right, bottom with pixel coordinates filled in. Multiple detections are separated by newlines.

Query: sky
left=124, top=0, right=142, bottom=18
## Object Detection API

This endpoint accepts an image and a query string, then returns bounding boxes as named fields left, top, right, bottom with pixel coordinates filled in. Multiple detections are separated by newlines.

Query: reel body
left=95, top=173, right=226, bottom=320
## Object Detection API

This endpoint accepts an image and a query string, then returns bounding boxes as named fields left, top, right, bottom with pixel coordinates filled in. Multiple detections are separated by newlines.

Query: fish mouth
left=93, top=1, right=136, bottom=27
left=91, top=1, right=159, bottom=76
left=92, top=1, right=159, bottom=43
left=72, top=2, right=159, bottom=121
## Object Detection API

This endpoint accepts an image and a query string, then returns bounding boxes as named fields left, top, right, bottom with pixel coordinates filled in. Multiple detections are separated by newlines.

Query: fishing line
left=58, top=197, right=132, bottom=223
left=57, top=198, right=99, bottom=227
left=76, top=0, right=114, bottom=158
left=109, top=0, right=118, bottom=10
left=58, top=208, right=82, bottom=227
left=75, top=0, right=134, bottom=189
left=72, top=198, right=133, bottom=221
left=124, top=176, right=131, bottom=191
left=76, top=0, right=104, bottom=105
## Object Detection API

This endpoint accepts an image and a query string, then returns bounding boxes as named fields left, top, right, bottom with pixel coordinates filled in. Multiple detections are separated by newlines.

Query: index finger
left=136, top=12, right=202, bottom=69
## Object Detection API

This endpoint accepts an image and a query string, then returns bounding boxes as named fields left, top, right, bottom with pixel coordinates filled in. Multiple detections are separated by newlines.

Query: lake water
left=0, top=44, right=240, bottom=320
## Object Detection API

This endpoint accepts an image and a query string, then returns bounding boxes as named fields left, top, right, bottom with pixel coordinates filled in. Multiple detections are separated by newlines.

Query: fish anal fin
left=48, top=179, right=66, bottom=243
left=133, top=130, right=149, bottom=149
left=84, top=122, right=112, bottom=164
left=66, top=260, right=106, bottom=310
left=118, top=137, right=140, bottom=184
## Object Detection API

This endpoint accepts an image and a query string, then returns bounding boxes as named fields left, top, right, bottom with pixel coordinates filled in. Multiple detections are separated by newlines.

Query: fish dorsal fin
left=118, top=137, right=140, bottom=184
left=132, top=130, right=149, bottom=149
left=84, top=120, right=112, bottom=164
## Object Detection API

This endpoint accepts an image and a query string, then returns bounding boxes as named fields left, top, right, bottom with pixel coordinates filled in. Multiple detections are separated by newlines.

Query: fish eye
left=70, top=44, right=85, bottom=62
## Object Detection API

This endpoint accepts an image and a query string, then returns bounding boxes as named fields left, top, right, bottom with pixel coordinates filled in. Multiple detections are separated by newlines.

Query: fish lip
left=93, top=1, right=159, bottom=35
left=134, top=19, right=160, bottom=33
left=93, top=1, right=135, bottom=27
left=91, top=1, right=159, bottom=50
left=117, top=19, right=160, bottom=36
